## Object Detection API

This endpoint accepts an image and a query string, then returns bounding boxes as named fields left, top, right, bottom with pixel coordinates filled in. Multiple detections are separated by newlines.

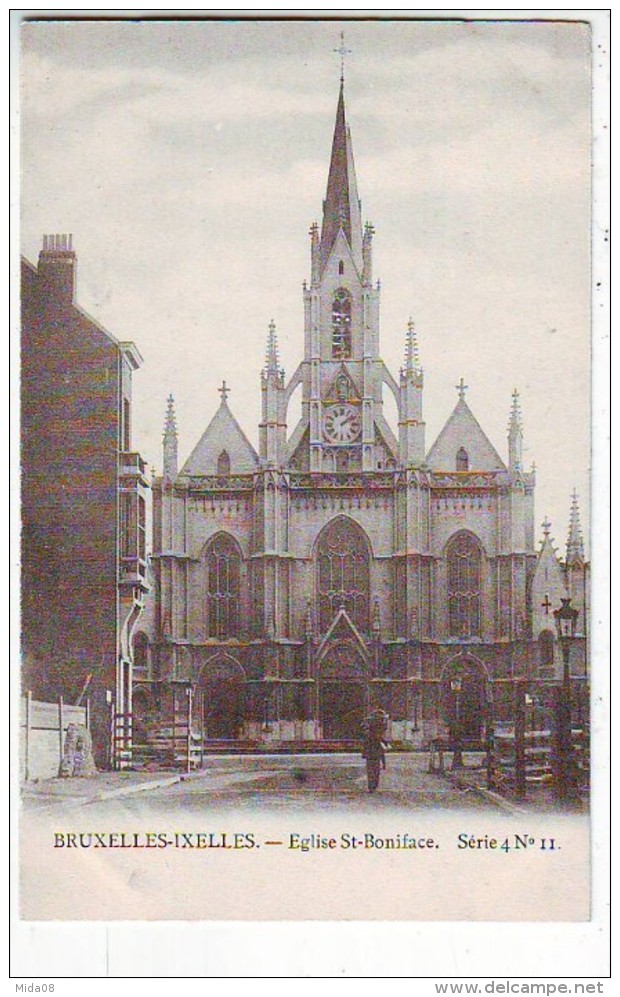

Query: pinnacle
left=264, top=319, right=283, bottom=375
left=508, top=388, right=522, bottom=432
left=404, top=317, right=421, bottom=372
left=163, top=393, right=177, bottom=437
left=566, top=489, right=585, bottom=563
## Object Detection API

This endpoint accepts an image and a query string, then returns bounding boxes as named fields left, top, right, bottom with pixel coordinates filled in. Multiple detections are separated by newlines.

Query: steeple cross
left=541, top=593, right=552, bottom=616
left=333, top=31, right=352, bottom=84
left=456, top=377, right=468, bottom=399
left=218, top=380, right=230, bottom=404
left=541, top=516, right=552, bottom=539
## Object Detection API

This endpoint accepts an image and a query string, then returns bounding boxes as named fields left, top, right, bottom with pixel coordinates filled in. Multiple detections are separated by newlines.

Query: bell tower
left=299, top=81, right=385, bottom=472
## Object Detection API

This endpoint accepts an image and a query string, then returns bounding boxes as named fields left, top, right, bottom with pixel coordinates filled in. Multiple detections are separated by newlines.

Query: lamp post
left=552, top=597, right=580, bottom=804
left=450, top=671, right=464, bottom=770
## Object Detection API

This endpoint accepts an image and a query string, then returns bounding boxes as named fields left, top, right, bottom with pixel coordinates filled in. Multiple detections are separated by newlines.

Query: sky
left=20, top=16, right=593, bottom=552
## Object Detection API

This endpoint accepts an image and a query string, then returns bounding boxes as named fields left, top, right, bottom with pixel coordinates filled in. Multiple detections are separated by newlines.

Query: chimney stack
left=38, top=234, right=77, bottom=304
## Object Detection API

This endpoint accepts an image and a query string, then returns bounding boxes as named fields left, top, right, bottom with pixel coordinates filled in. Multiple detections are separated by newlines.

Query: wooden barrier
left=20, top=693, right=88, bottom=781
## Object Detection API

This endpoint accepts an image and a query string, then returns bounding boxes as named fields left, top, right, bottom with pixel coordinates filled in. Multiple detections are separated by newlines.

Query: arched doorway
left=319, top=639, right=368, bottom=740
left=442, top=657, right=488, bottom=742
left=198, top=655, right=245, bottom=740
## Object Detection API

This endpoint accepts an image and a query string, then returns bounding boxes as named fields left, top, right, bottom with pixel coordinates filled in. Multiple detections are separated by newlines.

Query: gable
left=531, top=539, right=568, bottom=636
left=179, top=403, right=259, bottom=476
left=426, top=398, right=506, bottom=472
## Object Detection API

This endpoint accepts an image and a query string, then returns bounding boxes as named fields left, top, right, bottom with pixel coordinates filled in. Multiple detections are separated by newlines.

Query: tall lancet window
left=217, top=449, right=231, bottom=475
left=332, top=288, right=352, bottom=359
left=205, top=534, right=241, bottom=639
left=316, top=517, right=370, bottom=634
left=456, top=447, right=469, bottom=471
left=447, top=532, right=482, bottom=638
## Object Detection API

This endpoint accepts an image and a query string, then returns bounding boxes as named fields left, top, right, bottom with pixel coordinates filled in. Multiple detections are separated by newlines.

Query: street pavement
left=21, top=751, right=498, bottom=814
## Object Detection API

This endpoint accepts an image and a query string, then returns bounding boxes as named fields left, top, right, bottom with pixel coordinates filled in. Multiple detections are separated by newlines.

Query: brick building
left=21, top=235, right=149, bottom=766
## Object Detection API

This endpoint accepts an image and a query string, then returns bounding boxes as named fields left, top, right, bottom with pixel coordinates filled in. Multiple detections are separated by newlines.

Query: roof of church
left=320, top=82, right=363, bottom=274
left=426, top=395, right=506, bottom=471
left=178, top=395, right=259, bottom=476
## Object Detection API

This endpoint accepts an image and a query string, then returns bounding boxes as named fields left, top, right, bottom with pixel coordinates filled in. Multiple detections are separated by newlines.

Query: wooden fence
left=20, top=692, right=89, bottom=781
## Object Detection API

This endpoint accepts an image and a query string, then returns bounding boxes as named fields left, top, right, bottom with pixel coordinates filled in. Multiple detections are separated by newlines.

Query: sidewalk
left=20, top=768, right=200, bottom=809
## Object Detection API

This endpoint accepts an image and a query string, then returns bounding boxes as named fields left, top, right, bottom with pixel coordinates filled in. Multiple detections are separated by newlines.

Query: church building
left=135, top=80, right=587, bottom=748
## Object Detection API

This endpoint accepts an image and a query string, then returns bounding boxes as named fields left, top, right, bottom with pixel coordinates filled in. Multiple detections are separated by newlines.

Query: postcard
left=15, top=12, right=609, bottom=978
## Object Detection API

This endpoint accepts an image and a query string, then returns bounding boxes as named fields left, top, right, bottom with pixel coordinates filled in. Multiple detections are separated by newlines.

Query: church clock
left=322, top=403, right=361, bottom=444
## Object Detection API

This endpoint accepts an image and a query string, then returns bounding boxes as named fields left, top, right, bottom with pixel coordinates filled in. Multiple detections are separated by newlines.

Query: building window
left=338, top=260, right=344, bottom=275
left=133, top=632, right=148, bottom=671
left=316, top=517, right=370, bottom=633
left=447, top=532, right=482, bottom=638
left=206, top=534, right=241, bottom=639
left=138, top=495, right=146, bottom=561
left=332, top=288, right=352, bottom=359
left=456, top=447, right=469, bottom=471
left=539, top=630, right=555, bottom=672
left=123, top=398, right=131, bottom=452
left=217, top=449, right=231, bottom=475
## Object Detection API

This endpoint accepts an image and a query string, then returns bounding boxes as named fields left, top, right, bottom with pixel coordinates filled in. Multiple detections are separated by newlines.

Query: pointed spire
left=508, top=388, right=523, bottom=472
left=264, top=319, right=283, bottom=376
left=566, top=490, right=585, bottom=564
left=320, top=81, right=363, bottom=273
left=508, top=388, right=522, bottom=432
left=162, top=393, right=178, bottom=479
left=404, top=317, right=421, bottom=373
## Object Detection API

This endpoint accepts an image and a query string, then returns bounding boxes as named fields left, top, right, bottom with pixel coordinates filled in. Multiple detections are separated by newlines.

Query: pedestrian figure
left=361, top=709, right=389, bottom=792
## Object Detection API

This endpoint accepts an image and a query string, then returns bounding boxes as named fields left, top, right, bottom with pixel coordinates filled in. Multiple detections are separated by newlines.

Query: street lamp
left=450, top=671, right=464, bottom=770
left=552, top=597, right=580, bottom=804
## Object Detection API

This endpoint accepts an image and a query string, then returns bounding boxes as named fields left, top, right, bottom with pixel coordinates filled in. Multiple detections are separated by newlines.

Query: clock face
left=323, top=403, right=361, bottom=444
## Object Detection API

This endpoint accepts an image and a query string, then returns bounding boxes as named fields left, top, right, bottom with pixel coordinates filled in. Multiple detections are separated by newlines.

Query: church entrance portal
left=198, top=657, right=244, bottom=740
left=320, top=681, right=367, bottom=740
left=318, top=636, right=368, bottom=740
left=442, top=658, right=487, bottom=742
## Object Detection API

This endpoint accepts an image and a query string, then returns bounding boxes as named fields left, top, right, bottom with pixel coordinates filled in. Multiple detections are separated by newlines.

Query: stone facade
left=135, top=83, right=588, bottom=747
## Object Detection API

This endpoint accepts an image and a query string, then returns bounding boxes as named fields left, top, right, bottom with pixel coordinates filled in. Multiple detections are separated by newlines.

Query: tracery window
left=205, top=534, right=241, bottom=639
left=456, top=447, right=469, bottom=471
left=316, top=517, right=370, bottom=633
left=332, top=288, right=352, bottom=359
left=447, top=532, right=482, bottom=638
left=217, top=449, right=231, bottom=475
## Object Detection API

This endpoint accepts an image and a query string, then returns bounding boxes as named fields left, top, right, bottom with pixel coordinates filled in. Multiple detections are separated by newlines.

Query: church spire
left=162, top=393, right=178, bottom=479
left=566, top=489, right=585, bottom=565
left=319, top=81, right=363, bottom=273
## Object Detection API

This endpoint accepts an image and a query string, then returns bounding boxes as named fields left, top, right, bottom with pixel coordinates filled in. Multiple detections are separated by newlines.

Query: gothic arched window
left=332, top=288, right=352, bottom=359
left=205, top=534, right=241, bottom=639
left=456, top=447, right=469, bottom=471
left=316, top=517, right=370, bottom=633
left=217, top=449, right=231, bottom=475
left=447, top=532, right=482, bottom=638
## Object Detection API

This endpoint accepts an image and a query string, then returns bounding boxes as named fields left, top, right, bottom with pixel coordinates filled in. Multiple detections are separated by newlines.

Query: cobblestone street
left=23, top=752, right=501, bottom=815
